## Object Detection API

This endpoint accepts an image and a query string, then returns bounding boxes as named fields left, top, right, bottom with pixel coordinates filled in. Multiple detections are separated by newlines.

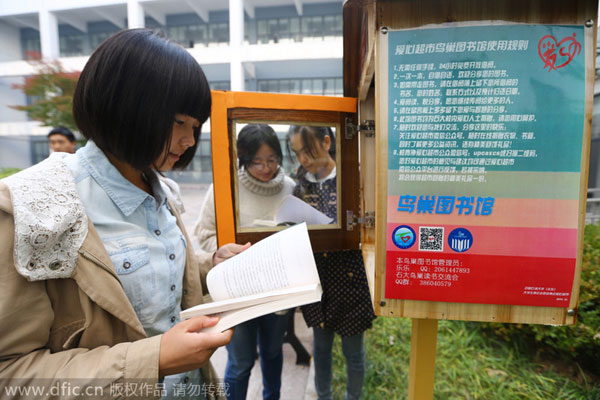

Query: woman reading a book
left=194, top=124, right=295, bottom=399
left=0, top=29, right=245, bottom=399
left=288, top=125, right=376, bottom=400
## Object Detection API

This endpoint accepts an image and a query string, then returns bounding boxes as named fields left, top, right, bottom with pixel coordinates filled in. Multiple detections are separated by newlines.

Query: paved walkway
left=179, top=183, right=317, bottom=399
left=210, top=311, right=317, bottom=400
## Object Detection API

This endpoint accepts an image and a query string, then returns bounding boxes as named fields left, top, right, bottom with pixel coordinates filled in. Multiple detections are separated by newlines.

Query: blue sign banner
left=387, top=24, right=585, bottom=174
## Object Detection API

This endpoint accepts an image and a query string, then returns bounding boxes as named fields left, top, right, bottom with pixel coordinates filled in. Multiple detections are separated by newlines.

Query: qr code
left=419, top=227, right=444, bottom=251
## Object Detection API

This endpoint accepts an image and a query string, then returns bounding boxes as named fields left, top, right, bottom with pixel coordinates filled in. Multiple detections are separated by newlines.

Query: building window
left=20, top=28, right=41, bottom=60
left=22, top=22, right=121, bottom=58
left=198, top=138, right=213, bottom=172
left=323, top=14, right=342, bottom=38
left=256, top=14, right=341, bottom=44
left=167, top=24, right=208, bottom=48
left=59, top=33, right=86, bottom=57
left=167, top=22, right=228, bottom=47
left=22, top=37, right=41, bottom=59
left=210, top=81, right=231, bottom=90
left=301, top=16, right=323, bottom=39
left=31, top=139, right=49, bottom=164
left=208, top=22, right=229, bottom=45
left=90, top=30, right=118, bottom=51
left=257, top=78, right=343, bottom=96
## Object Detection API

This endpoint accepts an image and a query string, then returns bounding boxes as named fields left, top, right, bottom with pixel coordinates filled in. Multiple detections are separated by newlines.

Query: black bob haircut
left=73, top=29, right=211, bottom=170
left=48, top=126, right=76, bottom=142
left=237, top=124, right=283, bottom=170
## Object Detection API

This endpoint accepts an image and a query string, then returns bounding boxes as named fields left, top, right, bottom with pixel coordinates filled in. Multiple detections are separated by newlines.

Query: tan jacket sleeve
left=192, top=185, right=218, bottom=254
left=0, top=189, right=162, bottom=399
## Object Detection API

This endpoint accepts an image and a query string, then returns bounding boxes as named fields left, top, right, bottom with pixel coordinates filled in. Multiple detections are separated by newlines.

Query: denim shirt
left=64, top=141, right=203, bottom=399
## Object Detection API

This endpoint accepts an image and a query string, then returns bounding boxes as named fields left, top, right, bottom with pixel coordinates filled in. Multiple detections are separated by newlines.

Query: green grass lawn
left=332, top=317, right=600, bottom=400
left=0, top=168, right=20, bottom=179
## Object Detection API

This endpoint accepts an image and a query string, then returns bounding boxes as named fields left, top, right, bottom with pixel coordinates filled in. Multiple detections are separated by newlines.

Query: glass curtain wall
left=22, top=12, right=341, bottom=57
left=55, top=20, right=230, bottom=56
left=257, top=78, right=343, bottom=96
left=167, top=22, right=229, bottom=48
left=256, top=14, right=341, bottom=44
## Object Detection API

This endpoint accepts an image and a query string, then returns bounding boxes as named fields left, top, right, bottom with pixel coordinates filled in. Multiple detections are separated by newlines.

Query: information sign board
left=384, top=24, right=586, bottom=307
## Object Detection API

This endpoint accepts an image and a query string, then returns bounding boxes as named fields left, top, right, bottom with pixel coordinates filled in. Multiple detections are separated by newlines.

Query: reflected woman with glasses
left=194, top=124, right=295, bottom=250
left=194, top=124, right=294, bottom=399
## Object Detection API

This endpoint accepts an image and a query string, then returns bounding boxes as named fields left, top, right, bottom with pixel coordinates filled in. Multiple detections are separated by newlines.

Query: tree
left=10, top=53, right=80, bottom=131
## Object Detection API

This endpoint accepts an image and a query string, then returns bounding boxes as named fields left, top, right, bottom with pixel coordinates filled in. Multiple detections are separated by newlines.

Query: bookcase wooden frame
left=210, top=90, right=359, bottom=251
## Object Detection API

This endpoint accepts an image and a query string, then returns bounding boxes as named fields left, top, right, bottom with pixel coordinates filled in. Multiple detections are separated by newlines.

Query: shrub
left=481, top=224, right=600, bottom=374
left=10, top=56, right=80, bottom=131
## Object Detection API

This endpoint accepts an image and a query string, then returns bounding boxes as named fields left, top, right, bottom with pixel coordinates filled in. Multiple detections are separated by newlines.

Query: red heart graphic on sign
left=538, top=33, right=581, bottom=71
left=400, top=234, right=410, bottom=242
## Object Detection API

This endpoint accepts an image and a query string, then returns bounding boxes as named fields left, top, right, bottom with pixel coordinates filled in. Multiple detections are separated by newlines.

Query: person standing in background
left=48, top=126, right=77, bottom=154
left=288, top=125, right=376, bottom=400
left=194, top=124, right=295, bottom=399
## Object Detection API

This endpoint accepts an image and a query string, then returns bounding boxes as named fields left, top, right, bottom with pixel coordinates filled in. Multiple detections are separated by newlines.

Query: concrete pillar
left=39, top=9, right=59, bottom=59
left=127, top=0, right=145, bottom=29
left=229, top=0, right=244, bottom=91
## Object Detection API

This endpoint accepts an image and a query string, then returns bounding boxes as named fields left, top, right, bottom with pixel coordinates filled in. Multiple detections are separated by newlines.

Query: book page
left=200, top=285, right=323, bottom=333
left=180, top=283, right=320, bottom=319
left=206, top=223, right=319, bottom=302
left=275, top=195, right=333, bottom=225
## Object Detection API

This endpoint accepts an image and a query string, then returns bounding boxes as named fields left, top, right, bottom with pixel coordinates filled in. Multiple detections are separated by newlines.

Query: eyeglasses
left=248, top=158, right=279, bottom=171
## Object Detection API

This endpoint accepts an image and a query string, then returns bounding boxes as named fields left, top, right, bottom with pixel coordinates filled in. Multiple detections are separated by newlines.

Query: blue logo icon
left=392, top=225, right=416, bottom=249
left=448, top=228, right=473, bottom=252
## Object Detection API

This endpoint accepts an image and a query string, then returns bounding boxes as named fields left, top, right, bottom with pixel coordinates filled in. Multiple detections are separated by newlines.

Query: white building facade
left=0, top=0, right=344, bottom=179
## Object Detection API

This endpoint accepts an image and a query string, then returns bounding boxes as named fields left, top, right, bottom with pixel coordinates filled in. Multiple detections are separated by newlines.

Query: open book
left=180, top=223, right=322, bottom=333
left=251, top=195, right=333, bottom=227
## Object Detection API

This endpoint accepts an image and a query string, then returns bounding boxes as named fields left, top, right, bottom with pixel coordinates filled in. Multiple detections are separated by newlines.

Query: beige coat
left=0, top=181, right=220, bottom=399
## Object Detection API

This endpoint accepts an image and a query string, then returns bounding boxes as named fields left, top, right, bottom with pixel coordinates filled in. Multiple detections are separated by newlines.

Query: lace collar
left=2, top=153, right=88, bottom=281
left=304, top=166, right=337, bottom=184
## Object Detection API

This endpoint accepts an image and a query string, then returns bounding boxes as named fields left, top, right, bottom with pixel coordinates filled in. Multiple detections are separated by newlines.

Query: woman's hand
left=159, top=316, right=233, bottom=377
left=212, top=242, right=251, bottom=266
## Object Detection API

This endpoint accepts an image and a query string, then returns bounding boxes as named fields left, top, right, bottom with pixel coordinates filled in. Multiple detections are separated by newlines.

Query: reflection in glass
left=235, top=124, right=295, bottom=228
left=287, top=126, right=338, bottom=223
left=234, top=122, right=339, bottom=232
